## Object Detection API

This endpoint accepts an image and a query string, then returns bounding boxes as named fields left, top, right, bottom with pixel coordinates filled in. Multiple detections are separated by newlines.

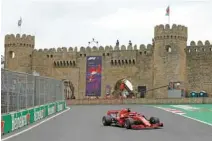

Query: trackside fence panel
left=1, top=69, right=64, bottom=114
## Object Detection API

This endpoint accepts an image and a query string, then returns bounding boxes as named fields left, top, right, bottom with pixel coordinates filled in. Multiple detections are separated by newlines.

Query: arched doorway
left=112, top=78, right=134, bottom=98
left=63, top=79, right=75, bottom=99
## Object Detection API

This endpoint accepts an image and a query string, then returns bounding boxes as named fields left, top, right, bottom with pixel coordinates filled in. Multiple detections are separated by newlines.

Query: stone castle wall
left=31, top=44, right=154, bottom=99
left=4, top=24, right=212, bottom=98
left=185, top=40, right=212, bottom=95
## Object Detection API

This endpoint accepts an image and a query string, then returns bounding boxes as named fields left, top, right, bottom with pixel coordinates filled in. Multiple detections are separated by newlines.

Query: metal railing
left=1, top=69, right=64, bottom=114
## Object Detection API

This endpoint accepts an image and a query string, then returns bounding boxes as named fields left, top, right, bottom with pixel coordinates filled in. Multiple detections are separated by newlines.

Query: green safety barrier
left=1, top=101, right=66, bottom=135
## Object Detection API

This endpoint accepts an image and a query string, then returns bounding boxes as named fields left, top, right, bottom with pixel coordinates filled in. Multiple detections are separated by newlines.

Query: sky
left=0, top=0, right=212, bottom=56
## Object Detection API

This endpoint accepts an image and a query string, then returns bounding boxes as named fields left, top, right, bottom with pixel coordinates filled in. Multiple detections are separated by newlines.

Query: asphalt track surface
left=2, top=105, right=212, bottom=141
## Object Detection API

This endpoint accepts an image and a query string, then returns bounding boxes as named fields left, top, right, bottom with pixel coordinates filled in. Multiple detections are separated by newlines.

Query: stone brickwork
left=153, top=24, right=188, bottom=98
left=185, top=41, right=212, bottom=96
left=4, top=34, right=34, bottom=73
left=4, top=23, right=212, bottom=99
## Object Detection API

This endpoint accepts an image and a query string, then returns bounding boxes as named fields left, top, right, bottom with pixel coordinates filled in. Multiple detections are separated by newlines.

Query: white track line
left=155, top=107, right=186, bottom=115
left=2, top=107, right=70, bottom=141
left=180, top=114, right=212, bottom=126
left=154, top=106, right=212, bottom=127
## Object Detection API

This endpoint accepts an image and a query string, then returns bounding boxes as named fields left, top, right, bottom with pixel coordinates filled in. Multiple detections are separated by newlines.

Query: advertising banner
left=1, top=101, right=66, bottom=135
left=85, top=56, right=102, bottom=96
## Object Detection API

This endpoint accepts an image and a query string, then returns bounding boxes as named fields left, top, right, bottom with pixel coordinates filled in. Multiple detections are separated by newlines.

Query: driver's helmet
left=126, top=108, right=131, bottom=112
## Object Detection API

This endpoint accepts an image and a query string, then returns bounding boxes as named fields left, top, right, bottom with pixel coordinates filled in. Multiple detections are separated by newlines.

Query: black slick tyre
left=149, top=117, right=160, bottom=124
left=102, top=115, right=112, bottom=126
left=124, top=118, right=134, bottom=129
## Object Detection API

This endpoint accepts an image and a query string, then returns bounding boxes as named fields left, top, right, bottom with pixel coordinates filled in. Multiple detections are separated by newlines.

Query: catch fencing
left=1, top=69, right=64, bottom=114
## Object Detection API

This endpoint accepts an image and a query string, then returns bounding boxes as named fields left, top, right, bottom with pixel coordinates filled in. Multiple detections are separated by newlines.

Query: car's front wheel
left=124, top=118, right=134, bottom=129
left=149, top=117, right=160, bottom=124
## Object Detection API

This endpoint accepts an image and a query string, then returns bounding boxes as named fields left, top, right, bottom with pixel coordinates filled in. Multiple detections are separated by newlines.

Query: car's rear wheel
left=149, top=117, right=160, bottom=124
left=102, top=115, right=112, bottom=126
left=124, top=118, right=134, bottom=129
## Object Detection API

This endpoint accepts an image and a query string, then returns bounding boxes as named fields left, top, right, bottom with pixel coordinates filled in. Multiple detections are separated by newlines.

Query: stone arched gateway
left=112, top=78, right=135, bottom=98
left=62, top=79, right=75, bottom=99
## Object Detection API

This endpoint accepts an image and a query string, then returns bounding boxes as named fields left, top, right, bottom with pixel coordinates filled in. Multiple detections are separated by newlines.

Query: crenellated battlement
left=185, top=40, right=212, bottom=54
left=33, top=44, right=153, bottom=53
left=154, top=24, right=187, bottom=41
left=5, top=34, right=35, bottom=48
left=4, top=23, right=212, bottom=99
left=189, top=40, right=211, bottom=46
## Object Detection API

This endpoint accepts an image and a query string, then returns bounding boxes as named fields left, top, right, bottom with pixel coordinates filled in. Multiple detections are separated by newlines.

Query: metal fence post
left=6, top=91, right=9, bottom=113
left=25, top=75, right=28, bottom=109
left=5, top=71, right=10, bottom=113
left=61, top=81, right=65, bottom=100
left=34, top=76, right=37, bottom=106
left=38, top=77, right=40, bottom=105
left=32, top=75, right=35, bottom=107
left=17, top=85, right=20, bottom=111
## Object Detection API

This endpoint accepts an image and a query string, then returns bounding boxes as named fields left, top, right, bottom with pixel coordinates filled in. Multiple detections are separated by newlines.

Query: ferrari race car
left=102, top=108, right=163, bottom=129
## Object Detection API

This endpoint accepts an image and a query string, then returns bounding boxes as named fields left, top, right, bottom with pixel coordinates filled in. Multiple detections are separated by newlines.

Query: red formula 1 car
left=102, top=108, right=163, bottom=129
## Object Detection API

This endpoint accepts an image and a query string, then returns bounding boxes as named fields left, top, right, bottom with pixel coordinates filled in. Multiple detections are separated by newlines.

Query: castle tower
left=153, top=24, right=188, bottom=98
left=4, top=34, right=35, bottom=73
